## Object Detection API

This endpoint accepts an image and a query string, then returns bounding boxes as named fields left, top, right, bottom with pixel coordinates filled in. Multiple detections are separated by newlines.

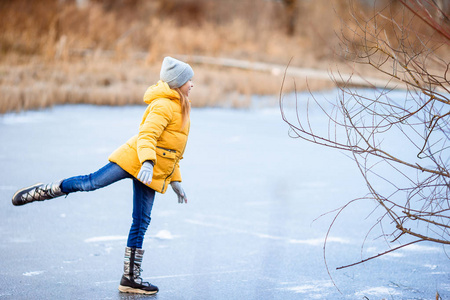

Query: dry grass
left=0, top=0, right=385, bottom=113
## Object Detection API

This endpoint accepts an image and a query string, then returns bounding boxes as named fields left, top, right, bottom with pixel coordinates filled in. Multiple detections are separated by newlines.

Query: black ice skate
left=12, top=181, right=65, bottom=206
left=118, top=247, right=159, bottom=295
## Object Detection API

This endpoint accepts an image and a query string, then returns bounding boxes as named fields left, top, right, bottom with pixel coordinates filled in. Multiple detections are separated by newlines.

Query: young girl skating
left=12, top=56, right=194, bottom=295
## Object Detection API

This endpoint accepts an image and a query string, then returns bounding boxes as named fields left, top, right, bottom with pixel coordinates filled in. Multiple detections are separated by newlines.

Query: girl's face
left=179, top=79, right=194, bottom=97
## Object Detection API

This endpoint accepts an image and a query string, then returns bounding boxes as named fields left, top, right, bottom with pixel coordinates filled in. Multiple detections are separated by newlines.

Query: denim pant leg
left=60, top=162, right=131, bottom=194
left=127, top=178, right=155, bottom=249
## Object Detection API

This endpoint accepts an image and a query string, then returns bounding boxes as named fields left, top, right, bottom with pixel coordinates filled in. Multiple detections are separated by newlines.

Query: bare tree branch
left=280, top=0, right=450, bottom=270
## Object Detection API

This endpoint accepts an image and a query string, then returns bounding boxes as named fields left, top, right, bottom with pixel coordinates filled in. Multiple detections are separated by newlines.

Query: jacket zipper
left=161, top=126, right=190, bottom=192
left=156, top=146, right=176, bottom=153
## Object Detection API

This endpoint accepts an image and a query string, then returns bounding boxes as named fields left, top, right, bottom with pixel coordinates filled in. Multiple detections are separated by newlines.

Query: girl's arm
left=137, top=99, right=173, bottom=164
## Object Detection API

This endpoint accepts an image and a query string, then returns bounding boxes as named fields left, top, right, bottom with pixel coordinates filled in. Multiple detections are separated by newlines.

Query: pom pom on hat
left=160, top=57, right=194, bottom=89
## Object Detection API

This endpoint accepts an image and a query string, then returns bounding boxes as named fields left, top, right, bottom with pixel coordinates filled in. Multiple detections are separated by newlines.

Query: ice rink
left=1, top=96, right=449, bottom=299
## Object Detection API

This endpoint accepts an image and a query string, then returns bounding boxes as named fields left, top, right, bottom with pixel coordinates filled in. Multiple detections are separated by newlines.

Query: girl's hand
left=170, top=181, right=187, bottom=204
left=137, top=161, right=154, bottom=185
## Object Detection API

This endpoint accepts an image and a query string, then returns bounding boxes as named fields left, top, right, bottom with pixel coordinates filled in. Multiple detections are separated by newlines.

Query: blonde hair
left=175, top=88, right=191, bottom=130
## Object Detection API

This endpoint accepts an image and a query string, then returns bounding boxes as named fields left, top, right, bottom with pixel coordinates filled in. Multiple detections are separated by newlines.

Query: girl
left=11, top=56, right=194, bottom=295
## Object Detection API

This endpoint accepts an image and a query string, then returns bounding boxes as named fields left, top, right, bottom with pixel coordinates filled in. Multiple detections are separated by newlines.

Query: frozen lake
left=0, top=91, right=449, bottom=299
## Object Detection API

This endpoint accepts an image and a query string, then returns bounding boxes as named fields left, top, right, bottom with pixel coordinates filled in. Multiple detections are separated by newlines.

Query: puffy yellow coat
left=108, top=81, right=190, bottom=194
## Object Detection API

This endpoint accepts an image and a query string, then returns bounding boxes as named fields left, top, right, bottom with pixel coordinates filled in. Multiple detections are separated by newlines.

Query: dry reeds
left=0, top=0, right=372, bottom=113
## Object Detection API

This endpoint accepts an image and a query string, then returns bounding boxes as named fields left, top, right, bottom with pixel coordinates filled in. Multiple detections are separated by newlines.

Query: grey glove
left=137, top=161, right=154, bottom=185
left=171, top=181, right=187, bottom=204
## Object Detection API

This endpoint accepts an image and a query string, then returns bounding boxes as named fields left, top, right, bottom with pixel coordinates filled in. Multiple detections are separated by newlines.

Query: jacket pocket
left=156, top=146, right=177, bottom=159
left=154, top=146, right=177, bottom=180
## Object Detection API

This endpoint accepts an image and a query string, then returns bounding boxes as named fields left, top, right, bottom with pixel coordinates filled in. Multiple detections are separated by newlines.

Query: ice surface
left=0, top=92, right=448, bottom=299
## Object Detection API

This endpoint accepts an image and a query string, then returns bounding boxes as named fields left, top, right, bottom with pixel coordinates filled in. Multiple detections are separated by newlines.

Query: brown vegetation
left=0, top=0, right=385, bottom=113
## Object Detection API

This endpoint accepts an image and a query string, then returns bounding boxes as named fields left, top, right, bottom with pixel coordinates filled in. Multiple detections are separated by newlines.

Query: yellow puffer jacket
left=108, top=81, right=190, bottom=194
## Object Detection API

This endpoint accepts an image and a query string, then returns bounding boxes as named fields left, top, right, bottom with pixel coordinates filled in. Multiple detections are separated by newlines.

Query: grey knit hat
left=160, top=56, right=194, bottom=89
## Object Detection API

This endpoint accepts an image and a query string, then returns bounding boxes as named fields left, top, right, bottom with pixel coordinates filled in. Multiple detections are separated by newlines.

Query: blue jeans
left=60, top=162, right=155, bottom=249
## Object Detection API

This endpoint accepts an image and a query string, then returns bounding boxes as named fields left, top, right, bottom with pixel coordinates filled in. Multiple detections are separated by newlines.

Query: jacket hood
left=143, top=80, right=180, bottom=104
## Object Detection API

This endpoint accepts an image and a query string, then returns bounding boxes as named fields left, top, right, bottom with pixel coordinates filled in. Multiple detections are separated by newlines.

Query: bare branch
left=280, top=0, right=450, bottom=270
left=336, top=240, right=424, bottom=270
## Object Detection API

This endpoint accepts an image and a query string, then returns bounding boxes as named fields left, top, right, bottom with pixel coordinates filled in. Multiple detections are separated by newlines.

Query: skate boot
left=118, top=247, right=159, bottom=295
left=12, top=181, right=65, bottom=206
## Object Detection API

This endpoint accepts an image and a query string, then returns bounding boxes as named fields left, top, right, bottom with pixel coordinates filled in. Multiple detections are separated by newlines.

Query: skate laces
left=22, top=184, right=52, bottom=202
left=133, top=266, right=143, bottom=277
left=132, top=266, right=146, bottom=283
